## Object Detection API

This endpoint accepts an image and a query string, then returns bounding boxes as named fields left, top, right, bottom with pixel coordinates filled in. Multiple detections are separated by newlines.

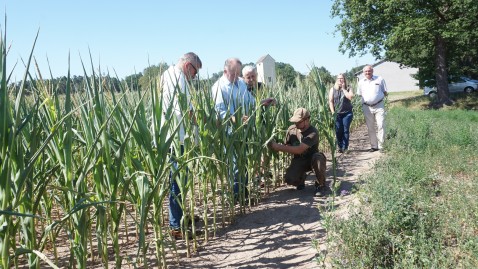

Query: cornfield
left=0, top=31, right=340, bottom=268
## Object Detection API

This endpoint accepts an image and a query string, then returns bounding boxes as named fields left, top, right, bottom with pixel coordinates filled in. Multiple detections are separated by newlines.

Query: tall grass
left=323, top=102, right=478, bottom=268
left=1, top=28, right=338, bottom=268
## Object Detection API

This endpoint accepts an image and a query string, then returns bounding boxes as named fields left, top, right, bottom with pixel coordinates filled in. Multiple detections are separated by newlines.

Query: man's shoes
left=315, top=185, right=331, bottom=197
left=338, top=148, right=344, bottom=154
left=296, top=184, right=305, bottom=190
left=170, top=229, right=185, bottom=240
left=170, top=229, right=203, bottom=240
left=187, top=215, right=201, bottom=226
left=368, top=148, right=379, bottom=152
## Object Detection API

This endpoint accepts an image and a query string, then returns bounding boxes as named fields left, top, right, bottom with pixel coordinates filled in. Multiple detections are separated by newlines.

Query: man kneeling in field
left=268, top=108, right=329, bottom=197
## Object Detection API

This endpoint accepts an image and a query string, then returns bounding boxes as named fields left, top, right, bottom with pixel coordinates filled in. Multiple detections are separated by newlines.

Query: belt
left=363, top=99, right=383, bottom=107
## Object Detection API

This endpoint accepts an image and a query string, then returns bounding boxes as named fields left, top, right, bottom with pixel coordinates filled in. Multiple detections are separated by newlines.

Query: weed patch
left=324, top=105, right=478, bottom=268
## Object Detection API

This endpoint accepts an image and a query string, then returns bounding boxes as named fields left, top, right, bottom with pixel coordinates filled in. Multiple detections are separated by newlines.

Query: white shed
left=256, top=54, right=276, bottom=86
left=356, top=60, right=419, bottom=92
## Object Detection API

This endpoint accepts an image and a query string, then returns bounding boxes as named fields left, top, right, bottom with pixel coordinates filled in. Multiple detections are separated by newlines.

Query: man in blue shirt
left=211, top=58, right=255, bottom=203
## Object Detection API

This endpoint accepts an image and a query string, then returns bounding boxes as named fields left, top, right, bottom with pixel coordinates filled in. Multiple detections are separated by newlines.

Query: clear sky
left=3, top=0, right=377, bottom=81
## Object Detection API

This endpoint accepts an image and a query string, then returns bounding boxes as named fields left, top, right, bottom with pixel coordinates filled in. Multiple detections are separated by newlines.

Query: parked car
left=461, top=76, right=478, bottom=84
left=424, top=77, right=478, bottom=97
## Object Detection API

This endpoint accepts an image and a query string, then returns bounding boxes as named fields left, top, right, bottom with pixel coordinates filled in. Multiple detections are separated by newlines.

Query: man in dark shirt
left=268, top=108, right=329, bottom=196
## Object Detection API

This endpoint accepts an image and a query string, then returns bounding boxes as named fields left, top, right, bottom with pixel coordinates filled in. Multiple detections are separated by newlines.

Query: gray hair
left=179, top=52, right=202, bottom=68
left=242, top=65, right=257, bottom=76
left=224, top=58, right=242, bottom=70
left=363, top=64, right=373, bottom=71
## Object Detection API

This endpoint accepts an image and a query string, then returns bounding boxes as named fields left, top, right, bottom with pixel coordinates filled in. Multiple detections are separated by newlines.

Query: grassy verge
left=323, top=94, right=478, bottom=268
left=387, top=90, right=423, bottom=102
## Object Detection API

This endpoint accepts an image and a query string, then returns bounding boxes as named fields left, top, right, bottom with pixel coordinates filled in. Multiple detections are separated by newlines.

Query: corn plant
left=1, top=23, right=344, bottom=268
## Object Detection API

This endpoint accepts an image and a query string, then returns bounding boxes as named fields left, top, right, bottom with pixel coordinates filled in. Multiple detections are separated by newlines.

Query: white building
left=356, top=60, right=419, bottom=92
left=256, top=54, right=276, bottom=86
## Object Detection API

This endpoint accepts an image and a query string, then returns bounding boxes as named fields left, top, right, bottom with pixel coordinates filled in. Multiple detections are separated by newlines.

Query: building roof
left=256, top=54, right=275, bottom=64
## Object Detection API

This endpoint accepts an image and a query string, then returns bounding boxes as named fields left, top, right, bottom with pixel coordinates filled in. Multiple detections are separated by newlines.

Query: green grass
left=323, top=95, right=478, bottom=268
left=387, top=90, right=423, bottom=102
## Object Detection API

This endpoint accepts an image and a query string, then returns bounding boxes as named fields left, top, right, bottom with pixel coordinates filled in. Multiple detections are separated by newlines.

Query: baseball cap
left=289, top=107, right=310, bottom=122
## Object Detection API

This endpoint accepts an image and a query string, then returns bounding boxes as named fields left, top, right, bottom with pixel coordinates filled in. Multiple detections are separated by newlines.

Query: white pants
left=362, top=102, right=386, bottom=149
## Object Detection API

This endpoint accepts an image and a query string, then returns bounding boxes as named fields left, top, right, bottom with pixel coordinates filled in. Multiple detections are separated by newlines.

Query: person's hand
left=268, top=140, right=278, bottom=151
left=242, top=115, right=250, bottom=124
left=260, top=98, right=276, bottom=107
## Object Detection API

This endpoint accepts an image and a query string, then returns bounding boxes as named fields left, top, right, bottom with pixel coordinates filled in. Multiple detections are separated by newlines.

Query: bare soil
left=41, top=123, right=380, bottom=269
left=173, top=124, right=382, bottom=269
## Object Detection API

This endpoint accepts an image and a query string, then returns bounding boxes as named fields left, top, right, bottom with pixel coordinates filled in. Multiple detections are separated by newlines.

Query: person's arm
left=381, top=78, right=389, bottom=96
left=344, top=86, right=354, bottom=100
left=260, top=97, right=276, bottom=106
left=328, top=88, right=335, bottom=113
left=269, top=141, right=309, bottom=155
left=356, top=80, right=362, bottom=96
left=212, top=83, right=228, bottom=120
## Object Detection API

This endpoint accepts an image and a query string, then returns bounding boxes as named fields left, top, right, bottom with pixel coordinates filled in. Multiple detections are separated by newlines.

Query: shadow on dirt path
left=176, top=124, right=382, bottom=269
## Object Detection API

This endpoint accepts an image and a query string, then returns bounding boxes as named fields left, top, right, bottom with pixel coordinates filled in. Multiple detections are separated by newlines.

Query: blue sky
left=3, top=1, right=377, bottom=81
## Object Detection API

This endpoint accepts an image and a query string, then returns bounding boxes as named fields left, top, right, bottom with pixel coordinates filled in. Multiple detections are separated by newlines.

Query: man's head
left=242, top=65, right=258, bottom=88
left=289, top=107, right=311, bottom=130
left=179, top=52, right=202, bottom=81
left=223, top=58, right=242, bottom=83
left=363, top=64, right=373, bottom=80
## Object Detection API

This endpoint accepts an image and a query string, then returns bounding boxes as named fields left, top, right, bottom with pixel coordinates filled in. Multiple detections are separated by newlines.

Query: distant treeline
left=9, top=62, right=364, bottom=94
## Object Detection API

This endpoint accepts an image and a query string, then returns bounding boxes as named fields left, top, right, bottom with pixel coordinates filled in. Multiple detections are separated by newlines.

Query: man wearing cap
left=357, top=64, right=388, bottom=152
left=268, top=108, right=328, bottom=196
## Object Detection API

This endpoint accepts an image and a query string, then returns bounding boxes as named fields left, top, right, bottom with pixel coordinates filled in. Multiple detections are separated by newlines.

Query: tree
left=139, top=62, right=169, bottom=90
left=344, top=65, right=365, bottom=83
left=123, top=73, right=142, bottom=91
left=332, top=0, right=478, bottom=104
left=308, top=66, right=334, bottom=87
left=276, top=62, right=302, bottom=88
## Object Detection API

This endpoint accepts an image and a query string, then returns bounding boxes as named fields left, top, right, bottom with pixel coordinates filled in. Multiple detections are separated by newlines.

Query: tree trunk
left=434, top=35, right=452, bottom=104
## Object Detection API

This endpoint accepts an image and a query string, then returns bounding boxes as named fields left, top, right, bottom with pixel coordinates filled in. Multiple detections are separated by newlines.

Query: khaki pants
left=362, top=102, right=386, bottom=149
left=284, top=152, right=326, bottom=187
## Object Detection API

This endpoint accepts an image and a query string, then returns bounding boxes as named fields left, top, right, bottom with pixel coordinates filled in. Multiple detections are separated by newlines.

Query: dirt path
left=176, top=124, right=382, bottom=269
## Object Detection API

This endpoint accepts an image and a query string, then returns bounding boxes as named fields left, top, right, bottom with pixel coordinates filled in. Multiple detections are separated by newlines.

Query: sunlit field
left=0, top=31, right=348, bottom=267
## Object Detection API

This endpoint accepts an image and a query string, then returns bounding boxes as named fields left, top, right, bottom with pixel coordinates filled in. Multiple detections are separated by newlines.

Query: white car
left=424, top=77, right=478, bottom=97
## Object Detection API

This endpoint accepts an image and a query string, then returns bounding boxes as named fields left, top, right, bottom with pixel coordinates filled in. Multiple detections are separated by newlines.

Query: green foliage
left=201, top=70, right=223, bottom=85
left=331, top=0, right=478, bottom=102
left=324, top=102, right=478, bottom=268
left=123, top=72, right=142, bottom=90
left=275, top=62, right=303, bottom=88
left=139, top=62, right=169, bottom=89
left=307, top=66, right=334, bottom=86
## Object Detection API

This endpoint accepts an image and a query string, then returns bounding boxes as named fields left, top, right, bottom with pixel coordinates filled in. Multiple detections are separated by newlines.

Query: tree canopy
left=332, top=0, right=478, bottom=103
left=308, top=66, right=334, bottom=87
left=276, top=62, right=303, bottom=88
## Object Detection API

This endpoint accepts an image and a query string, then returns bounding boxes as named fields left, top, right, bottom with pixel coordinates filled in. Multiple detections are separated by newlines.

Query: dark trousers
left=284, top=152, right=327, bottom=187
left=169, top=145, right=186, bottom=229
left=335, top=111, right=353, bottom=150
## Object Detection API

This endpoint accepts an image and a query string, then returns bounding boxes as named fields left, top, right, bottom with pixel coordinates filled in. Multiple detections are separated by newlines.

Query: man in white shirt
left=357, top=64, right=388, bottom=152
left=161, top=52, right=201, bottom=239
